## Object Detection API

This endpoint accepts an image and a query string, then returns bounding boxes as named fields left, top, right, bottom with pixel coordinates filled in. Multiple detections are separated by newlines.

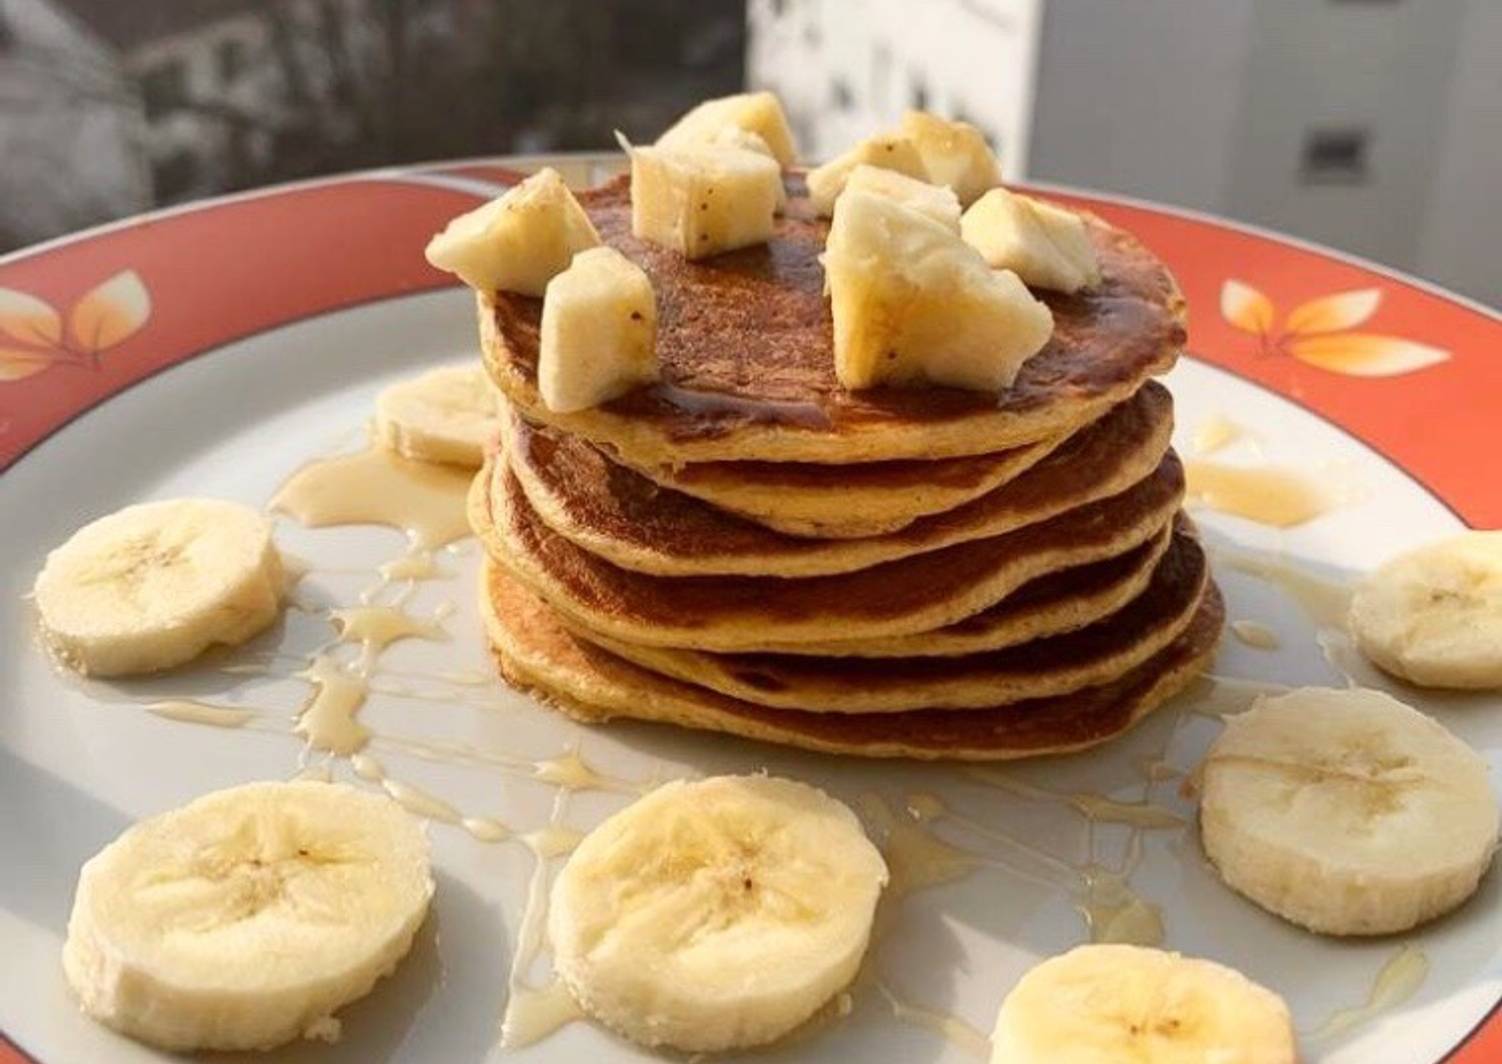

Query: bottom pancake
left=479, top=557, right=1224, bottom=761
left=561, top=518, right=1207, bottom=713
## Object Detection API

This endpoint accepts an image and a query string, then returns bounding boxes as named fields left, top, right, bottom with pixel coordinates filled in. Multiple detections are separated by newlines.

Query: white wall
left=1416, top=0, right=1502, bottom=308
left=747, top=0, right=1043, bottom=178
left=1024, top=0, right=1499, bottom=307
left=1027, top=0, right=1255, bottom=214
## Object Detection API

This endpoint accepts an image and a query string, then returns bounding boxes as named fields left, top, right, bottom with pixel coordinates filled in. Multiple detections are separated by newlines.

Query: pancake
left=480, top=557, right=1224, bottom=760
left=761, top=521, right=1174, bottom=658
left=480, top=175, right=1186, bottom=465
left=607, top=428, right=1071, bottom=539
left=504, top=380, right=1172, bottom=577
left=470, top=447, right=1186, bottom=650
left=568, top=522, right=1208, bottom=712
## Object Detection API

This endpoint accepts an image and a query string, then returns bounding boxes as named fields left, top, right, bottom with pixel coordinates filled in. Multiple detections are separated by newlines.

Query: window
left=151, top=149, right=199, bottom=202
left=217, top=38, right=245, bottom=85
left=1300, top=127, right=1371, bottom=186
left=829, top=76, right=853, bottom=111
left=0, top=11, right=14, bottom=53
left=140, top=59, right=187, bottom=122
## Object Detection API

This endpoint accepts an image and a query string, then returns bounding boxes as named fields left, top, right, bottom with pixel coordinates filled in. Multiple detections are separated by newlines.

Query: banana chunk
left=63, top=781, right=434, bottom=1052
left=843, top=163, right=961, bottom=232
left=628, top=141, right=783, bottom=259
left=424, top=167, right=600, bottom=295
left=540, top=246, right=659, bottom=412
left=962, top=188, right=1101, bottom=293
left=33, top=498, right=283, bottom=676
left=656, top=90, right=798, bottom=169
left=1200, top=687, right=1499, bottom=936
left=991, top=943, right=1296, bottom=1064
left=807, top=133, right=929, bottom=216
left=1350, top=531, right=1502, bottom=689
left=825, top=190, right=1054, bottom=391
left=548, top=775, right=887, bottom=1052
left=898, top=110, right=1001, bottom=206
left=374, top=363, right=500, bottom=468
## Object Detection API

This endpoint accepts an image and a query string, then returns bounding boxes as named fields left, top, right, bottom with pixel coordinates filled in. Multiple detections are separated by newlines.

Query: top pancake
left=481, top=175, right=1186, bottom=465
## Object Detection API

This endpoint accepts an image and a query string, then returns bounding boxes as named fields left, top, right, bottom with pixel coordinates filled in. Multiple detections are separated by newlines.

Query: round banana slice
left=991, top=943, right=1295, bottom=1064
left=33, top=498, right=283, bottom=676
left=1200, top=687, right=1498, bottom=935
left=1350, top=531, right=1502, bottom=689
left=63, top=780, right=434, bottom=1052
left=373, top=363, right=501, bottom=468
left=548, top=774, right=888, bottom=1052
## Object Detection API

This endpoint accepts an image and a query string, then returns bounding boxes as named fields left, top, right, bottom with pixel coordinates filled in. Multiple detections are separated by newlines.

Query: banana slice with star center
left=63, top=780, right=434, bottom=1052
left=374, top=362, right=501, bottom=468
left=991, top=943, right=1296, bottom=1064
left=1349, top=531, right=1502, bottom=688
left=33, top=497, right=284, bottom=676
left=548, top=774, right=888, bottom=1052
left=1199, top=686, right=1498, bottom=935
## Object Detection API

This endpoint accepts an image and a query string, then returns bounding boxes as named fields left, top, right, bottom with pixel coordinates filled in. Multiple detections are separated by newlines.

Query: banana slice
left=63, top=780, right=434, bottom=1052
left=33, top=498, right=283, bottom=676
left=374, top=363, right=500, bottom=468
left=548, top=775, right=887, bottom=1052
left=1200, top=687, right=1498, bottom=935
left=1350, top=531, right=1502, bottom=689
left=655, top=90, right=798, bottom=169
left=424, top=167, right=599, bottom=295
left=991, top=943, right=1296, bottom=1064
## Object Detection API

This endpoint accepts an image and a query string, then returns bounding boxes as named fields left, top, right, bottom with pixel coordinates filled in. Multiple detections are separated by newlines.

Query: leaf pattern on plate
left=1220, top=279, right=1449, bottom=378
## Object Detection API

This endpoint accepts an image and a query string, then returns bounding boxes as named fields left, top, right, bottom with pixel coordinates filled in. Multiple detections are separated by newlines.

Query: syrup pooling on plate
left=270, top=442, right=473, bottom=549
left=1185, top=460, right=1335, bottom=528
left=146, top=699, right=257, bottom=728
left=1230, top=618, right=1281, bottom=650
left=1192, top=412, right=1243, bottom=456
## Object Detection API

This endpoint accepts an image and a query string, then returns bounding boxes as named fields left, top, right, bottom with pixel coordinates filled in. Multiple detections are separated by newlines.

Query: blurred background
left=0, top=0, right=1497, bottom=305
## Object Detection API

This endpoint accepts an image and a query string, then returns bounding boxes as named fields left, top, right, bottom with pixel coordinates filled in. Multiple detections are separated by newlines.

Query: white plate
left=2, top=158, right=1499, bottom=1062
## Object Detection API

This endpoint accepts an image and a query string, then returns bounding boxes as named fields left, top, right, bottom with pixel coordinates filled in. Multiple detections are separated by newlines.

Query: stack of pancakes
left=470, top=175, right=1223, bottom=760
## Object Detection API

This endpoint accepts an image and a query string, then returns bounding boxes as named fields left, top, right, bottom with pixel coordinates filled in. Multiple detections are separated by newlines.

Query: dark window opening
left=1300, top=127, right=1371, bottom=185
left=217, top=38, right=246, bottom=84
left=909, top=77, right=929, bottom=112
left=140, top=60, right=187, bottom=122
left=830, top=76, right=853, bottom=111
left=151, top=149, right=199, bottom=201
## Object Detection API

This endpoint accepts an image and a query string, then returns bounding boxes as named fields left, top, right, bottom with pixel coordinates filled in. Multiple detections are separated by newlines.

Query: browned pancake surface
left=584, top=519, right=1207, bottom=711
left=492, top=450, right=1184, bottom=637
left=483, top=557, right=1225, bottom=759
left=487, top=176, right=1185, bottom=448
left=509, top=381, right=1170, bottom=573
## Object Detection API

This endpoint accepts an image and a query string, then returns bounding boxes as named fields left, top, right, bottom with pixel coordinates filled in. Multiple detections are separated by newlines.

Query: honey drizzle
left=874, top=981, right=991, bottom=1059
left=1311, top=945, right=1429, bottom=1041
left=1184, top=460, right=1334, bottom=527
left=270, top=443, right=473, bottom=548
left=501, top=788, right=585, bottom=1048
left=146, top=699, right=256, bottom=728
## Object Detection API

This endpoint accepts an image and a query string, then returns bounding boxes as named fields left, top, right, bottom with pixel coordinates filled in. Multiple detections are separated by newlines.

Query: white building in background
left=747, top=0, right=1043, bottom=180
left=749, top=0, right=1502, bottom=307
left=0, top=0, right=150, bottom=250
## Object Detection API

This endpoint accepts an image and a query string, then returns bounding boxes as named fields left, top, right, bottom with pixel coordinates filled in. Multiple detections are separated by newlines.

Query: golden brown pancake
left=481, top=176, right=1186, bottom=465
left=568, top=522, right=1208, bottom=712
left=764, top=522, right=1174, bottom=658
left=470, top=446, right=1186, bottom=650
left=504, top=380, right=1172, bottom=577
left=480, top=557, right=1224, bottom=760
left=606, top=427, right=1072, bottom=539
